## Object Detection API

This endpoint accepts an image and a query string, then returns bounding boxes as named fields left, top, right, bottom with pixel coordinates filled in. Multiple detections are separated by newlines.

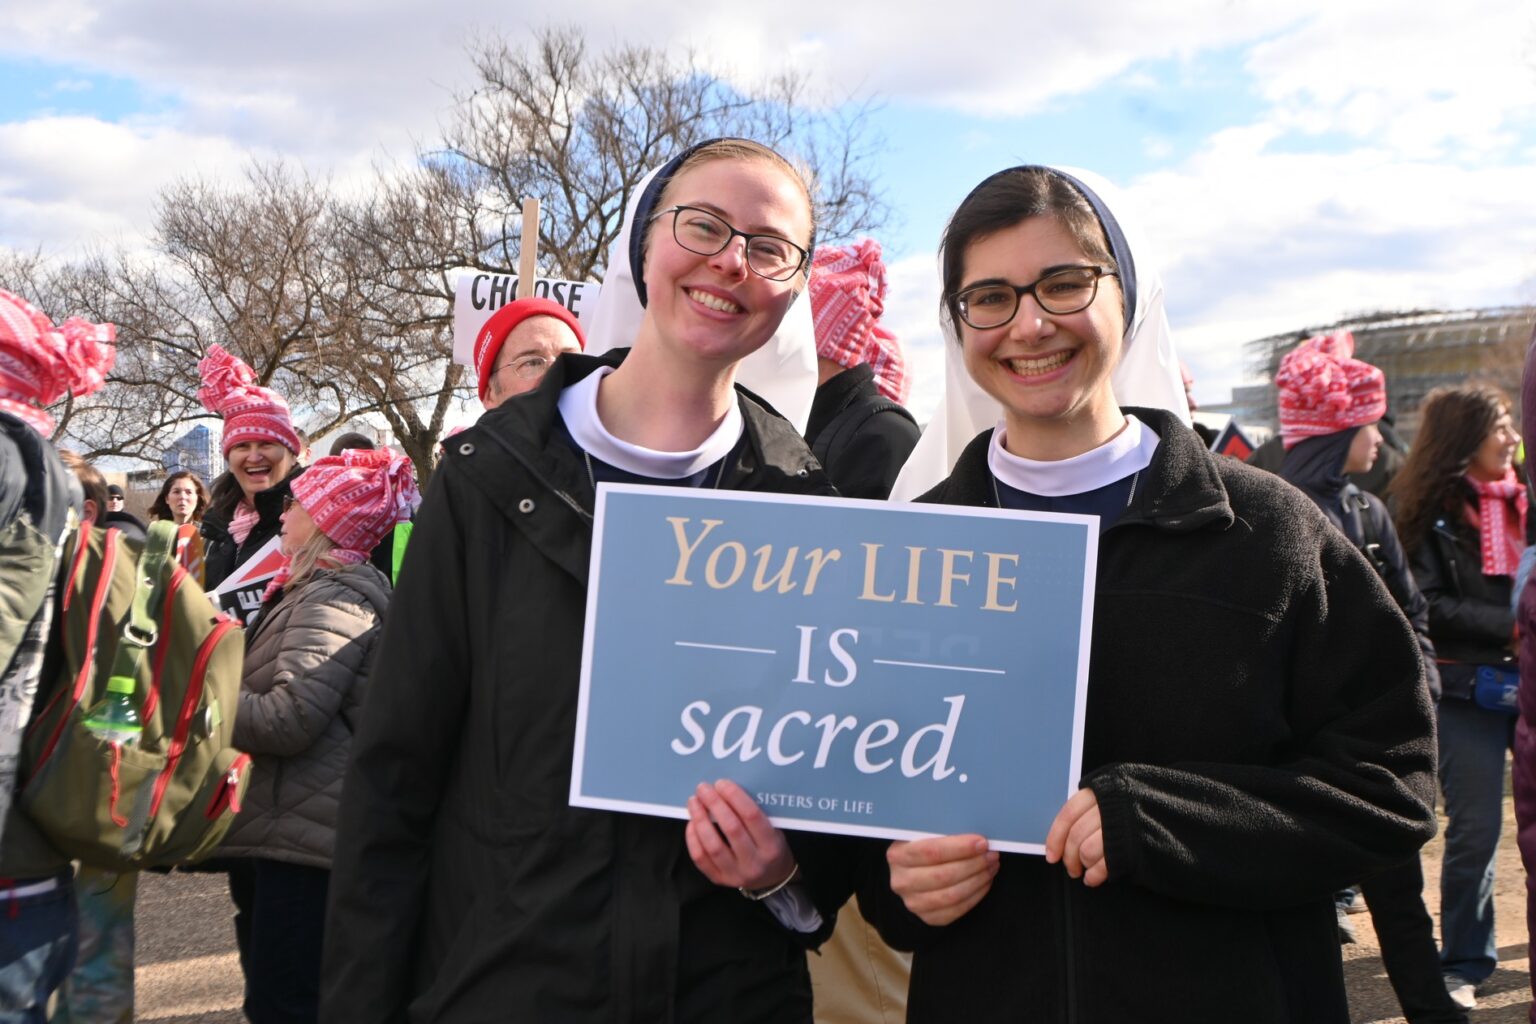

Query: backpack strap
left=1342, top=484, right=1388, bottom=577
left=811, top=399, right=917, bottom=472
left=107, top=522, right=177, bottom=688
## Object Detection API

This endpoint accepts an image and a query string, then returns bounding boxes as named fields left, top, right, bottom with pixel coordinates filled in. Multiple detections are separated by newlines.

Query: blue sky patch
left=0, top=57, right=174, bottom=124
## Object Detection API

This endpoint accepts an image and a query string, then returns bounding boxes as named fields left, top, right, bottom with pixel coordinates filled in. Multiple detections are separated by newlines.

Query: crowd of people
left=0, top=138, right=1533, bottom=1024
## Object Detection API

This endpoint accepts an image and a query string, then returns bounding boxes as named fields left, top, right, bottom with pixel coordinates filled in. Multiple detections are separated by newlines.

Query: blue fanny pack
left=1473, top=664, right=1520, bottom=715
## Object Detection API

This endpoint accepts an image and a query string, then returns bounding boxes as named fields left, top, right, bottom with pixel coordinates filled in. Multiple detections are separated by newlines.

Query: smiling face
left=958, top=215, right=1126, bottom=457
left=278, top=498, right=319, bottom=556
left=227, top=441, right=297, bottom=502
left=166, top=477, right=201, bottom=523
left=1468, top=406, right=1521, bottom=482
left=638, top=157, right=813, bottom=371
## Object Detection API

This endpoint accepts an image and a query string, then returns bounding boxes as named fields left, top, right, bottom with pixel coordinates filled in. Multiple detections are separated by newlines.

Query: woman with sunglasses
left=324, top=139, right=852, bottom=1024
left=218, top=448, right=412, bottom=1024
left=841, top=167, right=1437, bottom=1023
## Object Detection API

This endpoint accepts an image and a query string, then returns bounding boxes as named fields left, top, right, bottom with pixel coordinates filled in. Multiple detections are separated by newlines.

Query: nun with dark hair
left=692, top=166, right=1439, bottom=1024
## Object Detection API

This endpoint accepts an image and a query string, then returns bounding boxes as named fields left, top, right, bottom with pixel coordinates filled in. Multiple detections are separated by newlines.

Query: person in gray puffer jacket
left=218, top=447, right=417, bottom=1024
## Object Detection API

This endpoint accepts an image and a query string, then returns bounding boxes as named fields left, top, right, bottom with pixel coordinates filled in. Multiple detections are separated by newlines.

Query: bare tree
left=442, top=26, right=890, bottom=281
left=14, top=27, right=891, bottom=483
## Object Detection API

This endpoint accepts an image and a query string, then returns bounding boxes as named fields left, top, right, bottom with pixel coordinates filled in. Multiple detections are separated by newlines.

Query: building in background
left=160, top=424, right=217, bottom=481
left=1206, top=306, right=1534, bottom=442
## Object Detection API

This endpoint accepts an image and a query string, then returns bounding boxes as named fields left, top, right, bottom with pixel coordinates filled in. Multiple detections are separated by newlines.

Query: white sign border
left=570, top=482, right=1100, bottom=855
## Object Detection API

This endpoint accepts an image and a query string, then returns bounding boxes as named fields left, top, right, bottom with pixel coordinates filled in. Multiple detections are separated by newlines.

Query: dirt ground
left=1346, top=792, right=1531, bottom=1024
left=134, top=798, right=1534, bottom=1023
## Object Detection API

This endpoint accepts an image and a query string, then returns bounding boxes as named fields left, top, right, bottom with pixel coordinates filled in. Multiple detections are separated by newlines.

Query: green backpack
left=21, top=519, right=250, bottom=870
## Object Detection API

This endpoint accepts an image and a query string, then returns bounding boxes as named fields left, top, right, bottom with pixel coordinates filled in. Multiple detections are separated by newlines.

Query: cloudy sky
left=2, top=1, right=1534, bottom=423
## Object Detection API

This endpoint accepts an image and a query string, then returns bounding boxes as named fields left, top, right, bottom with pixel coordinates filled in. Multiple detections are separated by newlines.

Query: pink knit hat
left=472, top=297, right=585, bottom=403
left=1275, top=330, right=1386, bottom=449
left=197, top=344, right=302, bottom=456
left=289, top=447, right=419, bottom=555
left=807, top=240, right=908, bottom=403
left=0, top=289, right=115, bottom=436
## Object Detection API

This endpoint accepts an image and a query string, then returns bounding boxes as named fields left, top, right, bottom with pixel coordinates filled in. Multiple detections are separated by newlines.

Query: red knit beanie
left=289, top=447, right=419, bottom=555
left=197, top=344, right=302, bottom=456
left=807, top=240, right=909, bottom=403
left=1275, top=330, right=1386, bottom=449
left=0, top=289, right=115, bottom=436
left=473, top=298, right=585, bottom=402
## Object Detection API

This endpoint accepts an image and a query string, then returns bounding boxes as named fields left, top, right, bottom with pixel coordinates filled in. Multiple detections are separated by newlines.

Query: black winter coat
left=858, top=410, right=1438, bottom=1024
left=1407, top=499, right=1517, bottom=683
left=322, top=350, right=856, bottom=1024
left=1278, top=431, right=1441, bottom=698
left=803, top=365, right=920, bottom=501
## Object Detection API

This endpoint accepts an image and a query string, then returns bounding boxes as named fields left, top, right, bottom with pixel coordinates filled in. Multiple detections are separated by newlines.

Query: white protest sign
left=451, top=272, right=601, bottom=368
left=208, top=535, right=285, bottom=625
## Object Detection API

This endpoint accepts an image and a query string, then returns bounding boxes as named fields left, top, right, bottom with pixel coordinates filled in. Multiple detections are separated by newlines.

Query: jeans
left=50, top=868, right=136, bottom=1024
left=1437, top=697, right=1516, bottom=984
left=227, top=858, right=330, bottom=1024
left=0, top=873, right=77, bottom=1024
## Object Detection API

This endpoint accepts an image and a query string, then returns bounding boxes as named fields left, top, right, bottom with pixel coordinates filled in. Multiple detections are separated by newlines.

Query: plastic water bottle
left=83, top=675, right=143, bottom=746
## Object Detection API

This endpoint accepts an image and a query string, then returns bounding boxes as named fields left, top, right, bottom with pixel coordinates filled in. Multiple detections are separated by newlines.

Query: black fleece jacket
left=858, top=410, right=1437, bottom=1024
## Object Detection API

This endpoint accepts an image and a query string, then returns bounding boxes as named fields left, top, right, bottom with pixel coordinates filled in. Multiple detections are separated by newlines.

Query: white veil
left=582, top=161, right=819, bottom=433
left=889, top=166, right=1190, bottom=501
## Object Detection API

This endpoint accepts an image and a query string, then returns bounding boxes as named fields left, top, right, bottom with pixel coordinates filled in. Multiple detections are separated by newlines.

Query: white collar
left=988, top=414, right=1159, bottom=497
left=556, top=366, right=745, bottom=480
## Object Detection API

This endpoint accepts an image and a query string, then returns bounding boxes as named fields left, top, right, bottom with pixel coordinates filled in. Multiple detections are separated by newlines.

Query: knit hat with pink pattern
left=288, top=447, right=419, bottom=555
left=1275, top=330, right=1386, bottom=449
left=0, top=289, right=115, bottom=436
left=197, top=344, right=301, bottom=456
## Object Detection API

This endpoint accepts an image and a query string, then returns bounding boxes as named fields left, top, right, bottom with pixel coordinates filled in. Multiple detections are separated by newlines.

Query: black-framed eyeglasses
left=651, top=205, right=809, bottom=281
left=953, top=265, right=1118, bottom=330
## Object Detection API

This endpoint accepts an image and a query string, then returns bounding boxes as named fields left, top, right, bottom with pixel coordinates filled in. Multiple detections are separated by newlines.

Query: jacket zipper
left=1060, top=873, right=1078, bottom=1024
left=148, top=618, right=238, bottom=818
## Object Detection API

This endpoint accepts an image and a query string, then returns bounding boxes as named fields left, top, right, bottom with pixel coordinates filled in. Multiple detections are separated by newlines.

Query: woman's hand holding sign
left=686, top=779, right=798, bottom=891
left=889, top=787, right=1107, bottom=927
left=887, top=835, right=999, bottom=926
left=1045, top=787, right=1108, bottom=887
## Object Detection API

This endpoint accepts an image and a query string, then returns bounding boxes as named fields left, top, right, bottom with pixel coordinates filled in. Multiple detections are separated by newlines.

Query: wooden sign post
left=517, top=197, right=539, bottom=300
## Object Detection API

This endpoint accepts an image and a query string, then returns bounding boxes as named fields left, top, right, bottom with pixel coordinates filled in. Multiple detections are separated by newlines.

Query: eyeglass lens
left=959, top=267, right=1105, bottom=328
left=670, top=207, right=804, bottom=281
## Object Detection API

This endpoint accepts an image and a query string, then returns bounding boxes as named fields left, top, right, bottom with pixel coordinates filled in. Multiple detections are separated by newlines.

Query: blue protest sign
left=571, top=485, right=1098, bottom=853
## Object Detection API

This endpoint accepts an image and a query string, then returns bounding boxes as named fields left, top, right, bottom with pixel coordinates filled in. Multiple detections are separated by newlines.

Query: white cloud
left=882, top=251, right=946, bottom=425
left=0, top=115, right=268, bottom=253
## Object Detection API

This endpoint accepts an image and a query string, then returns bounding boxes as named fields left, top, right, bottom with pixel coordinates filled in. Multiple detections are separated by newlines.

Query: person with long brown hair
left=1392, top=384, right=1525, bottom=1011
left=149, top=471, right=212, bottom=582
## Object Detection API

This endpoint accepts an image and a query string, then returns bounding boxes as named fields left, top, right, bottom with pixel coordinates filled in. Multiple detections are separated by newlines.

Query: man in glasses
left=473, top=297, right=586, bottom=410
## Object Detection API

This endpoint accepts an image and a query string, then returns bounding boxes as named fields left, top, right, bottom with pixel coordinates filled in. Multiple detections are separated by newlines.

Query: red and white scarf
left=1466, top=471, right=1527, bottom=577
